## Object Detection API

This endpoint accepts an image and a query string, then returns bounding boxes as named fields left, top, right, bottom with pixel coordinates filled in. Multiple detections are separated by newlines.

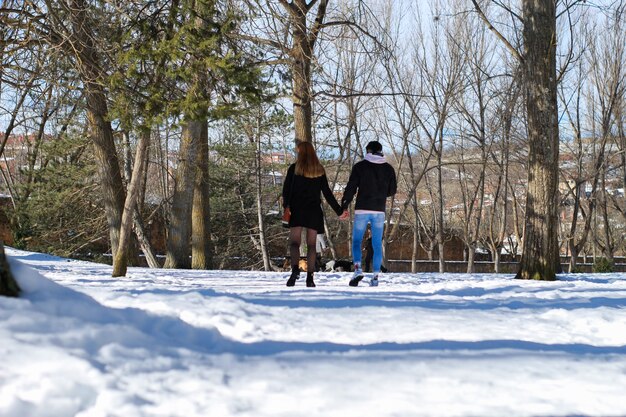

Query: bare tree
left=558, top=3, right=625, bottom=270
left=450, top=10, right=502, bottom=273
left=66, top=0, right=127, bottom=256
left=2, top=1, right=128, bottom=255
left=611, top=96, right=626, bottom=226
left=590, top=3, right=626, bottom=264
left=241, top=106, right=276, bottom=271
left=559, top=53, right=597, bottom=272
left=239, top=0, right=329, bottom=143
left=416, top=6, right=464, bottom=273
left=315, top=8, right=383, bottom=261
left=471, top=0, right=583, bottom=279
left=481, top=75, right=522, bottom=272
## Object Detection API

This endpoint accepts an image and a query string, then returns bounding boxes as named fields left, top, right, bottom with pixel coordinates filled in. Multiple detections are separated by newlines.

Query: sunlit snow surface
left=2, top=247, right=626, bottom=417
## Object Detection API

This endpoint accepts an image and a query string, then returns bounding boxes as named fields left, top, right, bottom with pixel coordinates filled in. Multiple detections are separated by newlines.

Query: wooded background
left=1, top=0, right=625, bottom=279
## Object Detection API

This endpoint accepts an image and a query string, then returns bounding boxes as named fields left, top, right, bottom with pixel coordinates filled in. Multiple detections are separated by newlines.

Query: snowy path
left=2, top=248, right=626, bottom=417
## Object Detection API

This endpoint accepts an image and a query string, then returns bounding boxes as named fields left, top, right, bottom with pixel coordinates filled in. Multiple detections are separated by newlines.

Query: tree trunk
left=133, top=210, right=160, bottom=268
left=130, top=136, right=159, bottom=269
left=122, top=132, right=141, bottom=266
left=292, top=19, right=313, bottom=143
left=493, top=248, right=501, bottom=274
left=323, top=220, right=337, bottom=260
left=568, top=243, right=578, bottom=273
left=164, top=122, right=201, bottom=269
left=411, top=221, right=419, bottom=273
left=85, top=91, right=125, bottom=257
left=436, top=138, right=445, bottom=274
left=112, top=130, right=151, bottom=277
left=437, top=242, right=445, bottom=273
left=282, top=0, right=328, bottom=143
left=599, top=174, right=615, bottom=263
left=191, top=121, right=213, bottom=269
left=466, top=246, right=476, bottom=274
left=254, top=133, right=271, bottom=271
left=412, top=208, right=419, bottom=273
left=0, top=243, right=20, bottom=297
left=515, top=0, right=560, bottom=280
left=68, top=0, right=125, bottom=256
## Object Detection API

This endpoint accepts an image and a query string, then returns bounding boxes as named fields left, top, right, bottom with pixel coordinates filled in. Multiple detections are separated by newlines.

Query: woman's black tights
left=289, top=227, right=317, bottom=274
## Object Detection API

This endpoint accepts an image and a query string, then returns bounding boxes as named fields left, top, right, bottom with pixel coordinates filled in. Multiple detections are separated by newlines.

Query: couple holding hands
left=282, top=140, right=397, bottom=288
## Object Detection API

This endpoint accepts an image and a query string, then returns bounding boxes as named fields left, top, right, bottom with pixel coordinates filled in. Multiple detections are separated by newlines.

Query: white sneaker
left=369, top=275, right=379, bottom=287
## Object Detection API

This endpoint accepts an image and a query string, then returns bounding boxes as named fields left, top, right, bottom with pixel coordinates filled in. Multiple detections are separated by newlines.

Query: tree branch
left=314, top=90, right=428, bottom=99
left=321, top=20, right=379, bottom=44
left=308, top=0, right=327, bottom=48
left=277, top=0, right=298, bottom=19
left=470, top=0, right=523, bottom=63
left=235, top=33, right=289, bottom=53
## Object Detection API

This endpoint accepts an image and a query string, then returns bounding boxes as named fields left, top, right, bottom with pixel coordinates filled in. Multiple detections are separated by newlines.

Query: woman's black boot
left=306, top=272, right=316, bottom=287
left=286, top=267, right=299, bottom=287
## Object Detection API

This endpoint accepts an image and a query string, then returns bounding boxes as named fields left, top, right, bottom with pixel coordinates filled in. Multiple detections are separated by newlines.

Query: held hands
left=339, top=210, right=349, bottom=221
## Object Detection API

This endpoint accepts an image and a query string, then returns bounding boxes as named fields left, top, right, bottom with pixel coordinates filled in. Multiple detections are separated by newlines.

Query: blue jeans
left=352, top=212, right=385, bottom=273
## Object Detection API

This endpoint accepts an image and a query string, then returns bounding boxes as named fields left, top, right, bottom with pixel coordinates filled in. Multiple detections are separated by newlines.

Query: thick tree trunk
left=282, top=0, right=328, bottom=143
left=70, top=0, right=125, bottom=256
left=516, top=0, right=560, bottom=280
left=112, top=130, right=150, bottom=277
left=85, top=91, right=125, bottom=257
left=0, top=243, right=20, bottom=297
left=292, top=14, right=313, bottom=143
left=191, top=121, right=213, bottom=269
left=164, top=122, right=201, bottom=269
left=183, top=6, right=213, bottom=270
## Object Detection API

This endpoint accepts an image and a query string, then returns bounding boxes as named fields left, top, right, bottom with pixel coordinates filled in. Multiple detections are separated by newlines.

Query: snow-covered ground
left=2, top=247, right=626, bottom=417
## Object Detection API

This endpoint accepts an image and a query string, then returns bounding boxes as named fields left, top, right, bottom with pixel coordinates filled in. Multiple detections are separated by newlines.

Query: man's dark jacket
left=341, top=156, right=397, bottom=212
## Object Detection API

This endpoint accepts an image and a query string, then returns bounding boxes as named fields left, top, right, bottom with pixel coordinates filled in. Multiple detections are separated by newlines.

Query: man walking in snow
left=339, top=141, right=397, bottom=287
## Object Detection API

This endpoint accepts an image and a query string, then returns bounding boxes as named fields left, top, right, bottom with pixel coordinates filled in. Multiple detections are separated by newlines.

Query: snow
left=2, top=247, right=626, bottom=417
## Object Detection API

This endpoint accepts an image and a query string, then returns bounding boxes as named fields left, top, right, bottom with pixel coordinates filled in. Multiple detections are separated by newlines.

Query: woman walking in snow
left=282, top=141, right=343, bottom=287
